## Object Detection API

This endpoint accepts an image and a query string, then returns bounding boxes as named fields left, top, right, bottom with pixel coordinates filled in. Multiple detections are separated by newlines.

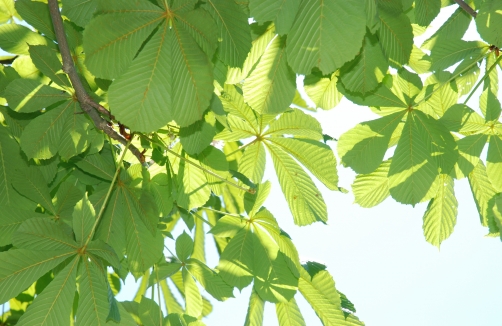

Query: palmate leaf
left=389, top=110, right=458, bottom=205
left=338, top=111, right=404, bottom=174
left=286, top=0, right=366, bottom=74
left=0, top=206, right=41, bottom=246
left=275, top=297, right=306, bottom=326
left=0, top=249, right=74, bottom=304
left=17, top=257, right=79, bottom=326
left=249, top=0, right=300, bottom=35
left=422, top=174, right=457, bottom=248
left=243, top=35, right=296, bottom=115
left=439, top=104, right=486, bottom=134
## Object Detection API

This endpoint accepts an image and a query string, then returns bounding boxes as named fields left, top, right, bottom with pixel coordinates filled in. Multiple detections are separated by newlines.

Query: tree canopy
left=0, top=0, right=500, bottom=325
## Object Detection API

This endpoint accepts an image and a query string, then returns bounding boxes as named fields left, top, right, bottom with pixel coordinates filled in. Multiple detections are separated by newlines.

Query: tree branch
left=453, top=0, right=477, bottom=18
left=47, top=0, right=145, bottom=164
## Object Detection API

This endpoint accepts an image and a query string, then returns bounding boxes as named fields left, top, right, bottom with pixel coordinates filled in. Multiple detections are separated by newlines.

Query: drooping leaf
left=352, top=160, right=391, bottom=208
left=244, top=290, right=264, bottom=326
left=275, top=297, right=306, bottom=326
left=468, top=161, right=498, bottom=229
left=422, top=174, right=458, bottom=248
left=185, top=258, right=234, bottom=301
left=486, top=136, right=502, bottom=191
left=183, top=268, right=203, bottom=318
left=76, top=258, right=110, bottom=326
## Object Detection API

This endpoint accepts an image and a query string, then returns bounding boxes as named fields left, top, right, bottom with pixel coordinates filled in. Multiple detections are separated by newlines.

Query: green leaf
left=249, top=0, right=299, bottom=35
left=338, top=111, right=404, bottom=174
left=28, top=45, right=71, bottom=88
left=389, top=111, right=457, bottom=205
left=352, top=159, right=391, bottom=208
left=183, top=268, right=203, bottom=318
left=238, top=141, right=267, bottom=184
left=120, top=185, right=164, bottom=277
left=108, top=16, right=213, bottom=131
left=83, top=0, right=164, bottom=79
left=0, top=23, right=49, bottom=55
left=286, top=0, right=366, bottom=74
left=243, top=35, right=296, bottom=115
left=244, top=181, right=271, bottom=218
left=209, top=215, right=247, bottom=238
left=179, top=113, right=217, bottom=156
left=149, top=261, right=182, bottom=286
left=486, top=136, right=502, bottom=191
left=75, top=148, right=115, bottom=181
left=5, top=79, right=70, bottom=113
left=339, top=32, right=388, bottom=95
left=298, top=266, right=362, bottom=326
left=12, top=166, right=56, bottom=214
left=304, top=73, right=343, bottom=110
left=439, top=104, right=486, bottom=134
left=203, top=0, right=252, bottom=67
left=454, top=134, right=488, bottom=179
left=0, top=126, right=33, bottom=207
left=0, top=207, right=40, bottom=246
left=86, top=240, right=120, bottom=270
left=415, top=0, right=440, bottom=26
left=0, top=249, right=74, bottom=304
left=76, top=258, right=110, bottom=326
left=468, top=161, right=498, bottom=228
left=185, top=258, right=234, bottom=301
left=20, top=100, right=79, bottom=160
left=422, top=174, right=457, bottom=248
left=265, top=109, right=323, bottom=140
left=429, top=40, right=487, bottom=71
left=269, top=137, right=338, bottom=190
left=15, top=0, right=55, bottom=40
left=12, top=217, right=78, bottom=251
left=0, top=0, right=18, bottom=23
left=338, top=81, right=408, bottom=109
left=266, top=141, right=327, bottom=226
left=244, top=290, right=264, bottom=326
left=73, top=193, right=96, bottom=245
left=176, top=232, right=194, bottom=262
left=481, top=89, right=501, bottom=122
left=55, top=178, right=85, bottom=222
left=62, top=0, right=97, bottom=27
left=139, top=296, right=163, bottom=326
left=275, top=297, right=306, bottom=326
left=422, top=8, right=471, bottom=50
left=377, top=9, right=413, bottom=66
left=17, top=257, right=79, bottom=326
left=476, top=0, right=502, bottom=47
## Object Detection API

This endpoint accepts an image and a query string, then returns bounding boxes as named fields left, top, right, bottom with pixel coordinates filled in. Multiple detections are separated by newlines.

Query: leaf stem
left=463, top=54, right=502, bottom=105
left=82, top=139, right=132, bottom=250
left=164, top=147, right=255, bottom=194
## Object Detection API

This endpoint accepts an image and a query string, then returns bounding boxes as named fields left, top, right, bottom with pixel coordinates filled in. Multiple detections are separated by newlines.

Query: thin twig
left=453, top=0, right=477, bottom=18
left=47, top=0, right=145, bottom=164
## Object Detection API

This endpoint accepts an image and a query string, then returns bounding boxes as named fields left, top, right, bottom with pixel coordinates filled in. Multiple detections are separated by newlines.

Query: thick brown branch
left=453, top=0, right=477, bottom=18
left=47, top=0, right=145, bottom=164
